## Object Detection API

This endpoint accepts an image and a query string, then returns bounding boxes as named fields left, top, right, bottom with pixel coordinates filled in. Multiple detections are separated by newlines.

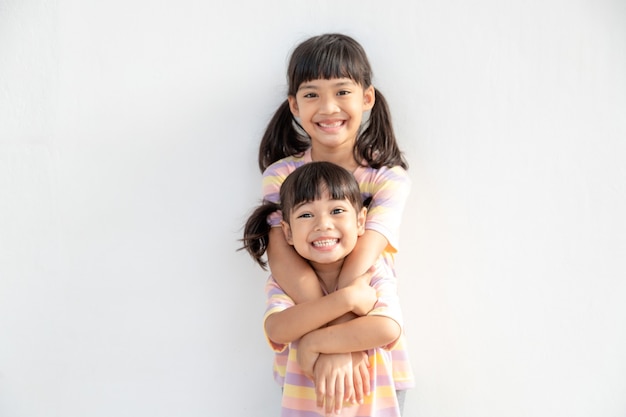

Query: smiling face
left=281, top=189, right=366, bottom=269
left=287, top=78, right=375, bottom=158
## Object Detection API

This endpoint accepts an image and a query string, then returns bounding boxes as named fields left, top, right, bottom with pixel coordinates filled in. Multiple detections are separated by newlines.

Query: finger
left=354, top=351, right=371, bottom=397
left=352, top=369, right=363, bottom=404
left=345, top=372, right=357, bottom=405
left=315, top=375, right=326, bottom=409
left=344, top=372, right=355, bottom=400
left=360, top=362, right=371, bottom=397
left=325, top=375, right=336, bottom=415
left=334, top=376, right=344, bottom=415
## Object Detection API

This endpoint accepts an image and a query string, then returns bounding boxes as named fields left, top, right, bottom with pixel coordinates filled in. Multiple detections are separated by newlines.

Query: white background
left=1, top=1, right=625, bottom=416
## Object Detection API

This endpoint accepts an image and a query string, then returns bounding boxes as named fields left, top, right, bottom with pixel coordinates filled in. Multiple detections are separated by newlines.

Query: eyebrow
left=298, top=80, right=356, bottom=91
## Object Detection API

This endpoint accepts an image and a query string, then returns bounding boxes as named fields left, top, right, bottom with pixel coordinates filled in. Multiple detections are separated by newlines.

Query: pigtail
left=239, top=201, right=281, bottom=269
left=356, top=90, right=409, bottom=170
left=258, top=100, right=310, bottom=173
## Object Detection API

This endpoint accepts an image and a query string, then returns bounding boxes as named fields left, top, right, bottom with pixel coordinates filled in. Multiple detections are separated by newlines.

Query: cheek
left=343, top=226, right=361, bottom=245
left=343, top=234, right=359, bottom=253
left=349, top=107, right=364, bottom=123
left=290, top=229, right=309, bottom=247
left=292, top=239, right=311, bottom=258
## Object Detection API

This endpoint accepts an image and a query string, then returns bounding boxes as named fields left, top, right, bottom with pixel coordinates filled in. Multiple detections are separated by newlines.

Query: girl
left=242, top=162, right=405, bottom=417
left=258, top=33, right=414, bottom=410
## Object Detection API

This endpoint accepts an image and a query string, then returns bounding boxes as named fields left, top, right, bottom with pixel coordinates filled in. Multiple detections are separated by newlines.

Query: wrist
left=335, top=286, right=357, bottom=313
left=299, top=331, right=319, bottom=354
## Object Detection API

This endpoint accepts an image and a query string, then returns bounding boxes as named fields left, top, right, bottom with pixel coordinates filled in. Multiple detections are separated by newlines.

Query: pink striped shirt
left=263, top=148, right=411, bottom=268
left=264, top=263, right=404, bottom=417
left=262, top=149, right=415, bottom=390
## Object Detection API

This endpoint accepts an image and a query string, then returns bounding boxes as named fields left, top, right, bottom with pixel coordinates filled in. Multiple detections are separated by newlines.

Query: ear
left=280, top=220, right=294, bottom=245
left=363, top=85, right=375, bottom=111
left=287, top=95, right=300, bottom=117
left=356, top=207, right=367, bottom=236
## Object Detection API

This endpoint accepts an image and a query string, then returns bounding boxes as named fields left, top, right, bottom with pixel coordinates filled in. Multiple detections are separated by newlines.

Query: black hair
left=258, top=33, right=408, bottom=172
left=241, top=161, right=363, bottom=269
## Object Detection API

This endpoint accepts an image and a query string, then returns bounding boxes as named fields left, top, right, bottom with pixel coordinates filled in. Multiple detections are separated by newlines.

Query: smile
left=317, top=120, right=345, bottom=128
left=312, top=238, right=339, bottom=247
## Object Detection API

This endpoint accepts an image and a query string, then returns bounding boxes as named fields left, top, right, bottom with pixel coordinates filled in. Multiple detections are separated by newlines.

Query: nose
left=314, top=213, right=334, bottom=231
left=318, top=95, right=339, bottom=115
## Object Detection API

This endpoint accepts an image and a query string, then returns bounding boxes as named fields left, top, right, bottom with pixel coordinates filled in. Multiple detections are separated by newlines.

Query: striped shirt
left=263, top=148, right=411, bottom=270
left=262, top=148, right=415, bottom=390
left=264, top=263, right=404, bottom=417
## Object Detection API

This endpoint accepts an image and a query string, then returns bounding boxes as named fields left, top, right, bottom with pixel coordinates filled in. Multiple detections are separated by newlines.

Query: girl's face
left=281, top=191, right=366, bottom=269
left=288, top=78, right=375, bottom=157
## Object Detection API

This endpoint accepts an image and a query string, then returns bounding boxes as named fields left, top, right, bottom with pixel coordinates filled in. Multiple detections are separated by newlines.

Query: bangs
left=291, top=180, right=357, bottom=208
left=287, top=34, right=372, bottom=95
left=291, top=48, right=366, bottom=88
left=280, top=162, right=363, bottom=219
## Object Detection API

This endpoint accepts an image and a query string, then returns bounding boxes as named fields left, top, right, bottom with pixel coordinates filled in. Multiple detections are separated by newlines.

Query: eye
left=297, top=212, right=313, bottom=219
left=337, top=90, right=351, bottom=96
left=303, top=92, right=318, bottom=99
left=331, top=208, right=346, bottom=215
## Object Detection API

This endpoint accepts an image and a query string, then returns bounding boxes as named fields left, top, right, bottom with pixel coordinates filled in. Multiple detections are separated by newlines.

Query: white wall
left=1, top=1, right=625, bottom=416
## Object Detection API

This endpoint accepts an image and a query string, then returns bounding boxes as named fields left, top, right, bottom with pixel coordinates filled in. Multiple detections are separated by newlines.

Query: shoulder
left=355, top=164, right=411, bottom=188
left=262, top=151, right=309, bottom=179
left=265, top=276, right=292, bottom=301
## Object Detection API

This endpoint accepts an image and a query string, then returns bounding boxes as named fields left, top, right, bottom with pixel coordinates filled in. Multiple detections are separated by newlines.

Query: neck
left=309, top=259, right=344, bottom=293
left=310, top=147, right=359, bottom=172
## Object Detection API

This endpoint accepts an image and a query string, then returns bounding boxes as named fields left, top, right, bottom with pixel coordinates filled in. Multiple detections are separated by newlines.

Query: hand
left=348, top=269, right=378, bottom=316
left=311, top=353, right=354, bottom=415
left=296, top=337, right=321, bottom=379
left=351, top=351, right=371, bottom=404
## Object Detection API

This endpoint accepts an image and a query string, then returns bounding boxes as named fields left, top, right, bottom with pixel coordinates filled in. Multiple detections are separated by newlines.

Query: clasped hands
left=296, top=273, right=377, bottom=415
left=299, top=348, right=370, bottom=415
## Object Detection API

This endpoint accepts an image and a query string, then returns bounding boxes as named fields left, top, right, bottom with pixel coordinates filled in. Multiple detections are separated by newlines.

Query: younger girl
left=258, top=33, right=414, bottom=409
left=242, top=162, right=405, bottom=417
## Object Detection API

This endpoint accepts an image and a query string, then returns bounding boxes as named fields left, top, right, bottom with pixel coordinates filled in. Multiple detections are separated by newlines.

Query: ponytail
left=355, top=90, right=409, bottom=170
left=239, top=201, right=281, bottom=269
left=258, top=100, right=310, bottom=172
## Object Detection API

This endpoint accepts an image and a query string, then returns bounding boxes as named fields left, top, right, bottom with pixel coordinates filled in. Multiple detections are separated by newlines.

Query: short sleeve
left=355, top=165, right=411, bottom=253
left=261, top=154, right=308, bottom=226
left=263, top=276, right=295, bottom=352
left=367, top=263, right=404, bottom=350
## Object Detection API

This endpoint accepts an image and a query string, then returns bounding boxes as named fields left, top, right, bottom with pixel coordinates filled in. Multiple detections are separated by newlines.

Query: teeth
left=318, top=121, right=343, bottom=128
left=312, top=239, right=338, bottom=247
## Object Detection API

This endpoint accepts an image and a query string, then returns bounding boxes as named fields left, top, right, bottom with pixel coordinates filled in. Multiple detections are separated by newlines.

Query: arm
left=297, top=315, right=401, bottom=413
left=264, top=278, right=377, bottom=345
left=336, top=229, right=388, bottom=289
left=302, top=316, right=401, bottom=356
left=263, top=161, right=324, bottom=304
left=297, top=315, right=401, bottom=378
left=298, top=266, right=404, bottom=375
left=266, top=227, right=324, bottom=303
left=336, top=165, right=412, bottom=289
left=303, top=267, right=402, bottom=414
